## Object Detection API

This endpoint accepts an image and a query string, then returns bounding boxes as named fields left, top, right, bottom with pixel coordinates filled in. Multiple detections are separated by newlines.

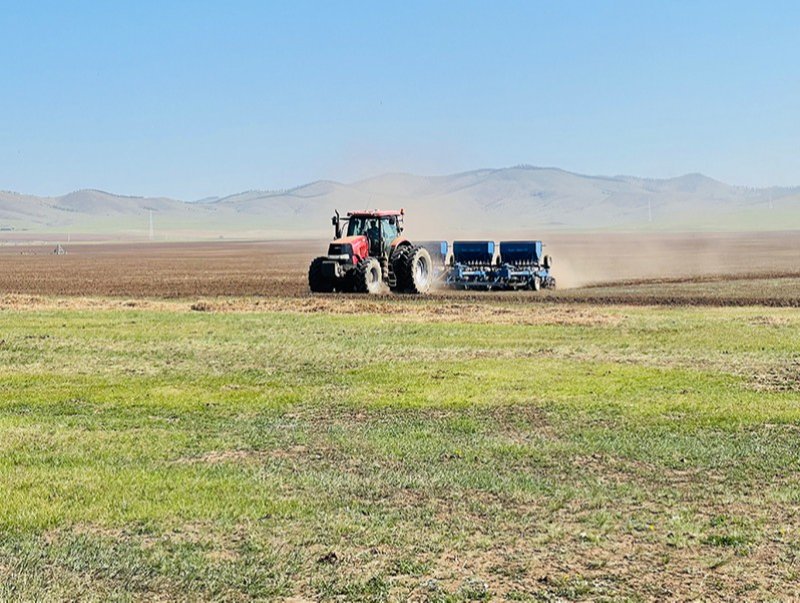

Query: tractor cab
left=334, top=210, right=404, bottom=257
left=346, top=215, right=400, bottom=256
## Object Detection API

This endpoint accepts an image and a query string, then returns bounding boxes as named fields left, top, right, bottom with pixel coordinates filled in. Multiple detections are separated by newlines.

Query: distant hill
left=1, top=167, right=798, bottom=238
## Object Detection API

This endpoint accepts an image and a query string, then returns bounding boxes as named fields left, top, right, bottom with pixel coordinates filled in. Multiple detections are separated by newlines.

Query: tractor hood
left=328, top=235, right=369, bottom=263
left=332, top=235, right=366, bottom=245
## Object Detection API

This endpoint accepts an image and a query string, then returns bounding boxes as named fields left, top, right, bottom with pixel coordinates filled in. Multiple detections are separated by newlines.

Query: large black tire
left=389, top=246, right=410, bottom=293
left=308, top=257, right=335, bottom=293
left=395, top=245, right=433, bottom=294
left=338, top=269, right=356, bottom=293
left=353, top=257, right=383, bottom=294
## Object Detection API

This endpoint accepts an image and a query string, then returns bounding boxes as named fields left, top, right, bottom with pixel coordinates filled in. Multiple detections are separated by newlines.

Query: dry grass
left=0, top=293, right=623, bottom=327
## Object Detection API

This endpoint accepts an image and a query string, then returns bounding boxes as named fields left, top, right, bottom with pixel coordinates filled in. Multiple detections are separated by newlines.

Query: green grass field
left=2, top=298, right=799, bottom=601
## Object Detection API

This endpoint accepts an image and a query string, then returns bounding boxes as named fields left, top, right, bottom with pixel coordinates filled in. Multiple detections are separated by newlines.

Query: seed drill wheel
left=530, top=276, right=541, bottom=291
left=308, top=257, right=335, bottom=292
left=393, top=245, right=433, bottom=294
left=353, top=257, right=383, bottom=294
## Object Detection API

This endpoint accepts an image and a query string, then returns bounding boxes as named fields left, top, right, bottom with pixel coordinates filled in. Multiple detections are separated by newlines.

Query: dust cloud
left=543, top=232, right=800, bottom=288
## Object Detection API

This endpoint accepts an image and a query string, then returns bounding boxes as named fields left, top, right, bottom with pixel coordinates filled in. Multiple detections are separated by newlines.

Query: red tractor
left=308, top=209, right=433, bottom=294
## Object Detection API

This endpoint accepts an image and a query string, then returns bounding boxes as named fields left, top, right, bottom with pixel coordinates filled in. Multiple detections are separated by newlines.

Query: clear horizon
left=2, top=0, right=798, bottom=199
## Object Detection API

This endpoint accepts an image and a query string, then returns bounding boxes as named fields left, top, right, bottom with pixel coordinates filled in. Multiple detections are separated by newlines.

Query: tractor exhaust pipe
left=332, top=210, right=342, bottom=239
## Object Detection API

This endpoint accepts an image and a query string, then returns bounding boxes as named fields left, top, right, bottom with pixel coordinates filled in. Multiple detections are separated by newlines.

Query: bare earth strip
left=1, top=231, right=799, bottom=304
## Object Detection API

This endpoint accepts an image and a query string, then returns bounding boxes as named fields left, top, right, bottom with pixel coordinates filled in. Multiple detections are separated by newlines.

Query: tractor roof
left=346, top=209, right=403, bottom=218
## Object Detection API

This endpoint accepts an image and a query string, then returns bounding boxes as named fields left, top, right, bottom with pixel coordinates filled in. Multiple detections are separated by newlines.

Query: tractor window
left=346, top=217, right=369, bottom=236
left=381, top=218, right=399, bottom=241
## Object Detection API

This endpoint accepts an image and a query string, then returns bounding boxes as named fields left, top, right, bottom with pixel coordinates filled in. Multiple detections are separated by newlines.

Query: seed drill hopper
left=424, top=239, right=555, bottom=291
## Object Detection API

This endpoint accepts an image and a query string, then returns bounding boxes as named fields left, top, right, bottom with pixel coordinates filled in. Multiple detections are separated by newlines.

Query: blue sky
left=1, top=1, right=798, bottom=199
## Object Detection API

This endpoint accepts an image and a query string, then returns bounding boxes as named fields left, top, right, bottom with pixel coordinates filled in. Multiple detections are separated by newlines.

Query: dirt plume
left=543, top=231, right=800, bottom=288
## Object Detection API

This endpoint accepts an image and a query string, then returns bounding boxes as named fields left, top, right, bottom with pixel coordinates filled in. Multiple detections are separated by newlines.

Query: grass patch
left=0, top=301, right=798, bottom=599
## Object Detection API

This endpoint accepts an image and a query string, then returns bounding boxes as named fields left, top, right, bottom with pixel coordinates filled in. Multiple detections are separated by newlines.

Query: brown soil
left=0, top=240, right=311, bottom=298
left=1, top=231, right=799, bottom=305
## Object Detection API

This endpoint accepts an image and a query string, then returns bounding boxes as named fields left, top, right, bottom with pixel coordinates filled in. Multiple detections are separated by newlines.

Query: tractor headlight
left=327, top=243, right=353, bottom=262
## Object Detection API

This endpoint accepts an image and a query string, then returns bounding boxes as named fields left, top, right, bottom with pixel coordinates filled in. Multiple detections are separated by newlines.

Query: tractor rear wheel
left=353, top=257, right=383, bottom=294
left=389, top=246, right=410, bottom=292
left=395, top=245, right=433, bottom=294
left=308, top=257, right=335, bottom=293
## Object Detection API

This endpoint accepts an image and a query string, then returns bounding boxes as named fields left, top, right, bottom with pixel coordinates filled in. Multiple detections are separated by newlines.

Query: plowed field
left=1, top=231, right=799, bottom=305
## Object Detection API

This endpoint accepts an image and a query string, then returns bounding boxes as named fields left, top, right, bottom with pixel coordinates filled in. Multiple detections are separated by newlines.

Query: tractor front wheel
left=353, top=257, right=383, bottom=294
left=308, top=257, right=335, bottom=293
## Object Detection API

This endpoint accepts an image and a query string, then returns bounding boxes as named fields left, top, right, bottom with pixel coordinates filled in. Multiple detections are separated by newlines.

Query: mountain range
left=1, top=166, right=798, bottom=238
